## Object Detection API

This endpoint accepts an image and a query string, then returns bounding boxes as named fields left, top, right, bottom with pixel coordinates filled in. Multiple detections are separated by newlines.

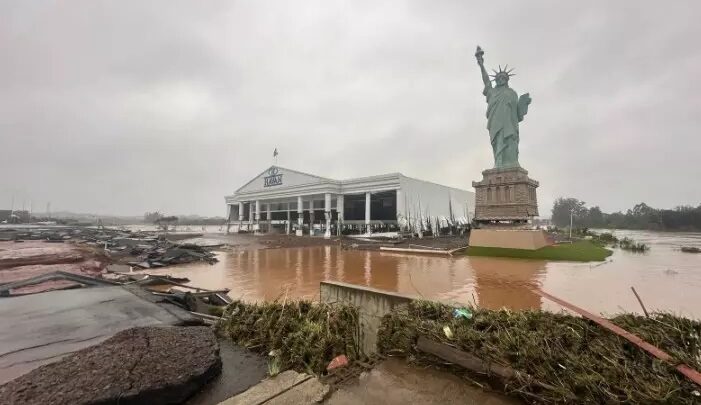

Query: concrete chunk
left=219, top=370, right=328, bottom=405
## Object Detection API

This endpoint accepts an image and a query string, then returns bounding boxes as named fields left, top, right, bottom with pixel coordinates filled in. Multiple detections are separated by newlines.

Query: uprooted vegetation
left=617, top=236, right=650, bottom=252
left=216, top=300, right=360, bottom=375
left=589, top=231, right=649, bottom=252
left=377, top=301, right=701, bottom=404
left=214, top=298, right=701, bottom=402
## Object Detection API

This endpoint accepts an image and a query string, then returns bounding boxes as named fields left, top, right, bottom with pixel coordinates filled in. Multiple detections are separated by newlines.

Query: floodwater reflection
left=470, top=257, right=545, bottom=310
left=147, top=246, right=547, bottom=310
left=143, top=230, right=701, bottom=318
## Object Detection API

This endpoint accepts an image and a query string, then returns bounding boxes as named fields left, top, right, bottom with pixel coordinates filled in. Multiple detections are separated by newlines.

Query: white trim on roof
left=225, top=166, right=470, bottom=204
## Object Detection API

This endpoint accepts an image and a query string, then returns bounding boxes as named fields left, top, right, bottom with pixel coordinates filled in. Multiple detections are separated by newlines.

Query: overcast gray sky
left=1, top=1, right=700, bottom=217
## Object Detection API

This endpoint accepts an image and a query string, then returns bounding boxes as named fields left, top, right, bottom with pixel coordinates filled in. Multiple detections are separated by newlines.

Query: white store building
left=225, top=166, right=474, bottom=237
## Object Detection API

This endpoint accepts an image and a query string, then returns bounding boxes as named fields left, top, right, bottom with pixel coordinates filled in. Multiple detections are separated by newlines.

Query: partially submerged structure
left=224, top=166, right=474, bottom=237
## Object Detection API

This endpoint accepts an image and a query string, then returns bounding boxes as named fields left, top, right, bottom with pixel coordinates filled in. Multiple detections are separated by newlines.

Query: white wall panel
left=398, top=176, right=475, bottom=229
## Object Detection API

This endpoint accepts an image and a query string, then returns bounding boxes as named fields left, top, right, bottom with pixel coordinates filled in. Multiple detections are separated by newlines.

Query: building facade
left=225, top=166, right=474, bottom=237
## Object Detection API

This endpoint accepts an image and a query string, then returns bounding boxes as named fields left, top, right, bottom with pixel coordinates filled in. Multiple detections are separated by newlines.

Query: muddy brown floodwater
left=142, top=230, right=701, bottom=318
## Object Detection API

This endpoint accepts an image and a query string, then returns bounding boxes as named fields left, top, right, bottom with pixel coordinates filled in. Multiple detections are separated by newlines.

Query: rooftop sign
left=264, top=167, right=283, bottom=187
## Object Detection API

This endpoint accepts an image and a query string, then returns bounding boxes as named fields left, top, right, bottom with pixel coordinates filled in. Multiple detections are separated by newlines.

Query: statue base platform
left=469, top=228, right=550, bottom=250
left=472, top=166, right=539, bottom=223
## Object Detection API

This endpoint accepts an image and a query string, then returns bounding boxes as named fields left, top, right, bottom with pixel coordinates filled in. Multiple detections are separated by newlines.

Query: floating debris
left=326, top=354, right=349, bottom=371
left=618, top=237, right=649, bottom=252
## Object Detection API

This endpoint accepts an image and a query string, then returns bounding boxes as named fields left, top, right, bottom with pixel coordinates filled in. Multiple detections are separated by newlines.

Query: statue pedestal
left=469, top=228, right=549, bottom=250
left=472, top=166, right=539, bottom=224
left=469, top=166, right=546, bottom=250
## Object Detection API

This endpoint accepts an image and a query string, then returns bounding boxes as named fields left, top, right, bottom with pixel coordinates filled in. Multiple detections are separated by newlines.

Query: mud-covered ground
left=182, top=233, right=342, bottom=250
left=183, top=232, right=466, bottom=252
left=341, top=235, right=469, bottom=251
left=326, top=357, right=517, bottom=405
left=0, top=241, right=106, bottom=293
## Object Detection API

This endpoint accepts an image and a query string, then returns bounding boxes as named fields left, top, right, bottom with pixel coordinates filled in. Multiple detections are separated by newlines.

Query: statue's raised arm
left=475, top=46, right=491, bottom=94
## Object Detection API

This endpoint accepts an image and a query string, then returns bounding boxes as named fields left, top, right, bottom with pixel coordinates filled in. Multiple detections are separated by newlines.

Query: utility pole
left=569, top=208, right=574, bottom=240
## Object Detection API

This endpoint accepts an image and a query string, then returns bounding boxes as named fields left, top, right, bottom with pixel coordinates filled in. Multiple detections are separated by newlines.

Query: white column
left=247, top=202, right=253, bottom=232
left=336, top=194, right=344, bottom=236
left=286, top=208, right=291, bottom=235
left=238, top=202, right=244, bottom=221
left=394, top=190, right=406, bottom=231
left=226, top=204, right=232, bottom=234
left=309, top=200, right=315, bottom=235
left=254, top=200, right=260, bottom=233
left=296, top=196, right=303, bottom=236
left=324, top=193, right=331, bottom=239
left=365, top=192, right=371, bottom=235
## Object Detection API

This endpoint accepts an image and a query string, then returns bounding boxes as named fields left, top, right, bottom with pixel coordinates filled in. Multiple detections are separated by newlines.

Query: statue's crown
left=489, top=65, right=515, bottom=80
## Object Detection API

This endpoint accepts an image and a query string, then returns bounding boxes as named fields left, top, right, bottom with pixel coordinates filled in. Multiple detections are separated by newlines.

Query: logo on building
left=264, top=167, right=283, bottom=187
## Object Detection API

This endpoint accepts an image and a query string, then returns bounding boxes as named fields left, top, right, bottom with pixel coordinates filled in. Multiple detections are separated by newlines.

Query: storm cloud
left=1, top=1, right=699, bottom=216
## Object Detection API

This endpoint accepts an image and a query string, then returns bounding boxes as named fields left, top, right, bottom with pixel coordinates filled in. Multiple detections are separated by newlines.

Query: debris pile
left=217, top=300, right=360, bottom=375
left=0, top=226, right=136, bottom=244
left=127, top=242, right=218, bottom=269
left=0, top=226, right=218, bottom=268
left=101, top=270, right=232, bottom=316
left=377, top=300, right=701, bottom=404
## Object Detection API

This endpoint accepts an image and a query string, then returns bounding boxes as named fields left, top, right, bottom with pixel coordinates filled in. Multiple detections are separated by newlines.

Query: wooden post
left=630, top=286, right=649, bottom=318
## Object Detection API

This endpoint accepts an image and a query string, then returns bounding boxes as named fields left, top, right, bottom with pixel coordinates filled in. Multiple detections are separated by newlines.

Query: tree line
left=551, top=198, right=701, bottom=231
left=143, top=211, right=225, bottom=226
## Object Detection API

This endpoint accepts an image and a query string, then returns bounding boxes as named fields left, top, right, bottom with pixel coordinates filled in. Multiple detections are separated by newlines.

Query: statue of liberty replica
left=476, top=46, right=531, bottom=169
left=471, top=46, right=541, bottom=231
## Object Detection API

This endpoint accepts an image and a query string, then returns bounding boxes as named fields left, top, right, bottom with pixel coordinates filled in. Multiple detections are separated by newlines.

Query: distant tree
left=587, top=206, right=605, bottom=228
left=155, top=215, right=178, bottom=232
left=144, top=211, right=163, bottom=223
left=156, top=216, right=178, bottom=224
left=551, top=198, right=587, bottom=227
left=606, top=211, right=626, bottom=228
left=552, top=198, right=701, bottom=231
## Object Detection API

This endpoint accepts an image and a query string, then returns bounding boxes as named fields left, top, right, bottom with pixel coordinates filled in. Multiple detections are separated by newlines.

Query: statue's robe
left=484, top=85, right=526, bottom=168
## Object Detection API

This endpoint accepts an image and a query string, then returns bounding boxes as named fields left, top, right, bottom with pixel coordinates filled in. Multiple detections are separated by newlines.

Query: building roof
left=226, top=165, right=471, bottom=203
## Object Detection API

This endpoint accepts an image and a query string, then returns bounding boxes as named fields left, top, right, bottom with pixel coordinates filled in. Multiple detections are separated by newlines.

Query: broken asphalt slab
left=0, top=285, right=200, bottom=384
left=0, top=326, right=221, bottom=405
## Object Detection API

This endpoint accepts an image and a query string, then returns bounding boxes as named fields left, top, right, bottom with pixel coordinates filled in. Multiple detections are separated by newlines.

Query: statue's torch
left=475, top=46, right=484, bottom=64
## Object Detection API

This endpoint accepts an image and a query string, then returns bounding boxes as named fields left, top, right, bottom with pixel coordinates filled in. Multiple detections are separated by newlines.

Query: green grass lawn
left=465, top=240, right=612, bottom=262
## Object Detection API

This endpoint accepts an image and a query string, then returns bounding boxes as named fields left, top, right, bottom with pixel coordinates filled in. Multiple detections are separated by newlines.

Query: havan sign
left=263, top=167, right=283, bottom=187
